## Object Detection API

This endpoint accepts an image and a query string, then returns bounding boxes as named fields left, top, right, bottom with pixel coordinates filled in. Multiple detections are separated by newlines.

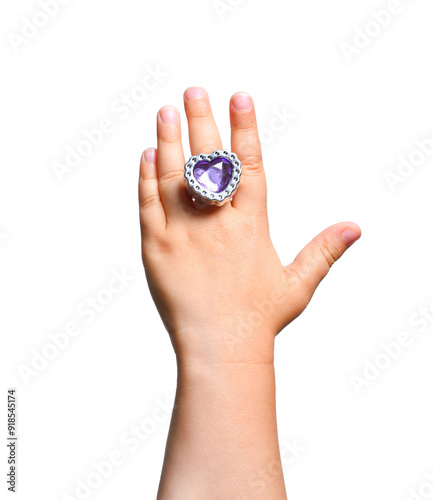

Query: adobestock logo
left=349, top=333, right=414, bottom=394
left=259, top=106, right=296, bottom=150
left=213, top=0, right=247, bottom=21
left=384, top=130, right=433, bottom=192
left=60, top=396, right=173, bottom=500
left=0, top=232, right=8, bottom=247
left=7, top=0, right=73, bottom=53
left=51, top=64, right=168, bottom=182
left=407, top=471, right=433, bottom=500
left=235, top=438, right=307, bottom=500
left=225, top=288, right=287, bottom=352
left=350, top=295, right=433, bottom=394
left=280, top=438, right=307, bottom=468
left=340, top=0, right=415, bottom=64
left=17, top=268, right=134, bottom=385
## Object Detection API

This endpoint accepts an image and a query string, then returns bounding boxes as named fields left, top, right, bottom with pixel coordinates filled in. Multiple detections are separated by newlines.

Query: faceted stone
left=193, top=157, right=232, bottom=193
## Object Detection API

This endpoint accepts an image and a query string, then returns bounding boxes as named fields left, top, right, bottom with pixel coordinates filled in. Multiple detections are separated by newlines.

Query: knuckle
left=142, top=236, right=172, bottom=259
left=317, top=241, right=340, bottom=268
left=241, top=153, right=263, bottom=174
left=234, top=117, right=256, bottom=132
left=284, top=265, right=303, bottom=289
left=140, top=194, right=160, bottom=210
left=198, top=144, right=220, bottom=154
left=158, top=170, right=184, bottom=185
left=159, top=130, right=180, bottom=144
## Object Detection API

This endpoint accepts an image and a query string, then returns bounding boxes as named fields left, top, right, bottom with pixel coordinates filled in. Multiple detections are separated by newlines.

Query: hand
left=138, top=87, right=361, bottom=366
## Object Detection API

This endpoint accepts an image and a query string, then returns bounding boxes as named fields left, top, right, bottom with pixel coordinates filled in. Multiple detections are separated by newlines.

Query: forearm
left=157, top=354, right=287, bottom=500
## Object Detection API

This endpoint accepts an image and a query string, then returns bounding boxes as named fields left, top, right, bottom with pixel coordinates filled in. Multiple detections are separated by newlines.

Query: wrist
left=176, top=356, right=277, bottom=388
left=172, top=322, right=276, bottom=368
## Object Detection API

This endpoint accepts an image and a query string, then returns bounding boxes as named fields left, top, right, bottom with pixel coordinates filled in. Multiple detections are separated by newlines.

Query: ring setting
left=184, top=150, right=242, bottom=207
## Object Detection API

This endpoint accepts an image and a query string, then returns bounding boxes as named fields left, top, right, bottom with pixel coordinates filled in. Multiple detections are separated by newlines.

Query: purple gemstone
left=193, top=157, right=232, bottom=193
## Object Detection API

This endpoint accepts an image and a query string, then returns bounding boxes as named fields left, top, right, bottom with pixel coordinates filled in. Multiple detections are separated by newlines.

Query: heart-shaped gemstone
left=193, top=157, right=232, bottom=193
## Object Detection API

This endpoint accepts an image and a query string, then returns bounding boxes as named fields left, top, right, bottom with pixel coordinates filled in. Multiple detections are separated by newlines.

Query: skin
left=138, top=87, right=361, bottom=499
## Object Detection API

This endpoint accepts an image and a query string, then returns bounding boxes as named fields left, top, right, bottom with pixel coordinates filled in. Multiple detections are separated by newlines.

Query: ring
left=184, top=150, right=242, bottom=207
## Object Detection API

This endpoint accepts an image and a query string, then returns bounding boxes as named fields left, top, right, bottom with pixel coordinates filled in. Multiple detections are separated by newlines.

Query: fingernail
left=342, top=227, right=361, bottom=248
left=159, top=106, right=178, bottom=124
left=143, top=148, right=156, bottom=163
left=184, top=87, right=206, bottom=101
left=232, top=92, right=252, bottom=112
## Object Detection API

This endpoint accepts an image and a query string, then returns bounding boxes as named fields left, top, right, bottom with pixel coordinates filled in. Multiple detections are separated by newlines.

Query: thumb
left=286, top=222, right=361, bottom=300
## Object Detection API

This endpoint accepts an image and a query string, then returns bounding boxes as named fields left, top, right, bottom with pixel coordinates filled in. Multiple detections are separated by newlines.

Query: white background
left=1, top=0, right=433, bottom=499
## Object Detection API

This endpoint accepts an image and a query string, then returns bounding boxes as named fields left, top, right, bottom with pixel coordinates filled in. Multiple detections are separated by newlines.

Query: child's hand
left=139, top=87, right=361, bottom=367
